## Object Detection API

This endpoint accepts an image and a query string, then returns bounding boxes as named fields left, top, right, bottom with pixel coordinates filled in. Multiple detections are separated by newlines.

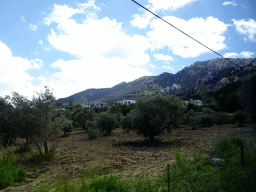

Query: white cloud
left=222, top=1, right=237, bottom=6
left=149, top=63, right=156, bottom=68
left=38, top=40, right=43, bottom=45
left=162, top=66, right=174, bottom=71
left=21, top=16, right=26, bottom=22
left=41, top=2, right=152, bottom=99
left=153, top=53, right=173, bottom=61
left=232, top=19, right=256, bottom=42
left=149, top=0, right=198, bottom=12
left=30, top=59, right=43, bottom=69
left=0, top=41, right=44, bottom=100
left=28, top=24, right=37, bottom=31
left=244, top=38, right=247, bottom=42
left=223, top=51, right=254, bottom=58
left=130, top=14, right=151, bottom=29
left=147, top=16, right=228, bottom=58
left=130, top=0, right=197, bottom=29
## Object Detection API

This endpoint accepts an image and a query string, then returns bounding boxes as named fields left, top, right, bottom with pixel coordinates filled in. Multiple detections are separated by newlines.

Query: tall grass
left=0, top=153, right=27, bottom=189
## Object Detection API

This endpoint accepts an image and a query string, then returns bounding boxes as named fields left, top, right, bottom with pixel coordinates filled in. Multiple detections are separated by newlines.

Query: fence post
left=241, top=144, right=244, bottom=166
left=167, top=164, right=170, bottom=192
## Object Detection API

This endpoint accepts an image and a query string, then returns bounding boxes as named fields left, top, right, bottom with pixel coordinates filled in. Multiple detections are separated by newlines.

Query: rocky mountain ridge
left=55, top=57, right=256, bottom=104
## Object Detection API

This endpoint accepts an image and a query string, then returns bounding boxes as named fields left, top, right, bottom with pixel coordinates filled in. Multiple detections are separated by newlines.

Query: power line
left=131, top=0, right=240, bottom=68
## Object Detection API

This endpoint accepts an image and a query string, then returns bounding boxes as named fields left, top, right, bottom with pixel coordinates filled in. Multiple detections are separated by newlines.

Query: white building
left=184, top=99, right=203, bottom=106
left=118, top=100, right=136, bottom=105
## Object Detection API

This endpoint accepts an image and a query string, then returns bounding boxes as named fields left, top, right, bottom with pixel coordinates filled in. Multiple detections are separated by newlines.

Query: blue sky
left=0, top=0, right=255, bottom=101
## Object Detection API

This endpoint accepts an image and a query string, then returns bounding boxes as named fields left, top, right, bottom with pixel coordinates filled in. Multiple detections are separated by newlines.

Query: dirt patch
left=2, top=124, right=254, bottom=191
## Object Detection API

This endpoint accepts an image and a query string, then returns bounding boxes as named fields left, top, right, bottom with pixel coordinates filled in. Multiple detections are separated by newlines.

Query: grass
left=2, top=126, right=256, bottom=191
left=33, top=130, right=256, bottom=192
left=0, top=153, right=27, bottom=190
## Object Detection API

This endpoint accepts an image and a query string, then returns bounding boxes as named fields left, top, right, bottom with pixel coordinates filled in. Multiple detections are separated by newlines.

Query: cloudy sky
left=0, top=0, right=255, bottom=101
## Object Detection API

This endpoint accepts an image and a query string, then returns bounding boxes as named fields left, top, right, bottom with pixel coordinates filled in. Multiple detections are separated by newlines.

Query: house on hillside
left=184, top=99, right=203, bottom=106
left=90, top=100, right=110, bottom=109
left=118, top=100, right=136, bottom=105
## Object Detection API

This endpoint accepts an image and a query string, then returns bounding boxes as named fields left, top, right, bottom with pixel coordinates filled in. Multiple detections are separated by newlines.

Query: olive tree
left=0, top=96, right=19, bottom=148
left=128, top=95, right=186, bottom=144
left=28, top=86, right=62, bottom=154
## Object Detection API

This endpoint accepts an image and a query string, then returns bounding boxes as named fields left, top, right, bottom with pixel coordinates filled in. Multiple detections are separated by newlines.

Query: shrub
left=96, top=112, right=117, bottom=135
left=200, top=108, right=217, bottom=127
left=216, top=113, right=234, bottom=125
left=187, top=109, right=201, bottom=129
left=233, top=110, right=247, bottom=127
left=182, top=114, right=189, bottom=124
left=86, top=121, right=99, bottom=140
left=186, top=103, right=198, bottom=113
left=120, top=115, right=133, bottom=133
left=16, top=145, right=33, bottom=154
left=62, top=120, right=73, bottom=136
left=89, top=175, right=124, bottom=192
left=0, top=154, right=27, bottom=189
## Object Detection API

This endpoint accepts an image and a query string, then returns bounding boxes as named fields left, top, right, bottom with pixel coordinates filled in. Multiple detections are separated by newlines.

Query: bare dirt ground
left=2, top=123, right=254, bottom=192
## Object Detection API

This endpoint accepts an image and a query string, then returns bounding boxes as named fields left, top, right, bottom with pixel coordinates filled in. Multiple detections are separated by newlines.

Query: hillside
left=55, top=57, right=256, bottom=104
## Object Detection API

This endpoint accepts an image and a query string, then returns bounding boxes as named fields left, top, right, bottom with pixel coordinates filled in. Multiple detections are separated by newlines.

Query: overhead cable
left=131, top=0, right=240, bottom=68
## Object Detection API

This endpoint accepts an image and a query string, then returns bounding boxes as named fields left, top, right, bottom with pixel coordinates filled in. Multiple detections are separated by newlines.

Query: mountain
left=55, top=57, right=256, bottom=104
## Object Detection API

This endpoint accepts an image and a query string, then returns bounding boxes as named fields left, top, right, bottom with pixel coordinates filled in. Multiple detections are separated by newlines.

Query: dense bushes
left=85, top=120, right=99, bottom=140
left=233, top=110, right=247, bottom=127
left=216, top=112, right=234, bottom=125
left=0, top=154, right=27, bottom=189
left=187, top=108, right=217, bottom=128
left=96, top=112, right=118, bottom=135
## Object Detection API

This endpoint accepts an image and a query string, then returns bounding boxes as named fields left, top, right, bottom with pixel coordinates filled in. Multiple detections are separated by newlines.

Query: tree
left=237, top=72, right=256, bottom=123
left=129, top=95, right=185, bottom=144
left=10, top=92, right=40, bottom=146
left=68, top=99, right=73, bottom=111
left=29, top=86, right=62, bottom=154
left=199, top=82, right=208, bottom=106
left=0, top=96, right=18, bottom=148
left=50, top=114, right=73, bottom=136
left=96, top=112, right=117, bottom=135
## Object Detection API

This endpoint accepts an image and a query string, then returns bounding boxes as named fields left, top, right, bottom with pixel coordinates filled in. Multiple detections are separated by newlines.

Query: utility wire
left=131, top=0, right=240, bottom=68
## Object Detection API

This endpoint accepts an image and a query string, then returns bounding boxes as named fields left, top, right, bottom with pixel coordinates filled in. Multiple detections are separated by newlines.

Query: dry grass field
left=1, top=123, right=254, bottom=191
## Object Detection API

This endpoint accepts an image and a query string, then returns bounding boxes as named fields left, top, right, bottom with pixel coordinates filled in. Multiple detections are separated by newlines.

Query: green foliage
left=237, top=72, right=256, bottom=123
left=75, top=110, right=95, bottom=130
left=199, top=82, right=208, bottom=105
left=216, top=113, right=234, bottom=125
left=86, top=121, right=99, bottom=140
left=200, top=108, right=217, bottom=127
left=16, top=145, right=33, bottom=154
left=210, top=132, right=256, bottom=191
left=187, top=109, right=201, bottom=129
left=186, top=103, right=198, bottom=113
left=0, top=154, right=27, bottom=189
left=0, top=97, right=19, bottom=148
left=120, top=114, right=134, bottom=133
left=130, top=95, right=185, bottom=143
left=89, top=175, right=124, bottom=192
left=96, top=113, right=117, bottom=135
left=233, top=110, right=247, bottom=127
left=29, top=148, right=56, bottom=162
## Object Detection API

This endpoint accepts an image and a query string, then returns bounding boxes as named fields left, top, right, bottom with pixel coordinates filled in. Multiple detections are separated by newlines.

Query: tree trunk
left=149, top=135, right=154, bottom=144
left=25, top=137, right=29, bottom=145
left=44, top=141, right=48, bottom=154
left=35, top=143, right=42, bottom=154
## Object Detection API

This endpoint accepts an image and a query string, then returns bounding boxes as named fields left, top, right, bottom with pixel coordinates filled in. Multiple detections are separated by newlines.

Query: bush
left=86, top=121, right=99, bottom=140
left=62, top=120, right=73, bottom=136
left=216, top=114, right=234, bottom=125
left=187, top=109, right=201, bottom=129
left=96, top=113, right=117, bottom=135
left=233, top=110, right=247, bottom=127
left=0, top=154, right=27, bottom=189
left=182, top=114, right=189, bottom=124
left=120, top=115, right=133, bottom=133
left=186, top=103, right=198, bottom=113
left=200, top=108, right=217, bottom=127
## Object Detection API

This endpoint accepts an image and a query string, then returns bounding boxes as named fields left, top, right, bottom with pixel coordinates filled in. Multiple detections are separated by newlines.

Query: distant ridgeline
left=55, top=57, right=256, bottom=105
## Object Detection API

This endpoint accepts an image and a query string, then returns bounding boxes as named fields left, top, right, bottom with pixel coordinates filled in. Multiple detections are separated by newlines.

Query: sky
left=0, top=0, right=256, bottom=102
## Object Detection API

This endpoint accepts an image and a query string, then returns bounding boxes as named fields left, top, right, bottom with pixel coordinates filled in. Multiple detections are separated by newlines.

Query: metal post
left=167, top=164, right=170, bottom=192
left=241, top=144, right=244, bottom=166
